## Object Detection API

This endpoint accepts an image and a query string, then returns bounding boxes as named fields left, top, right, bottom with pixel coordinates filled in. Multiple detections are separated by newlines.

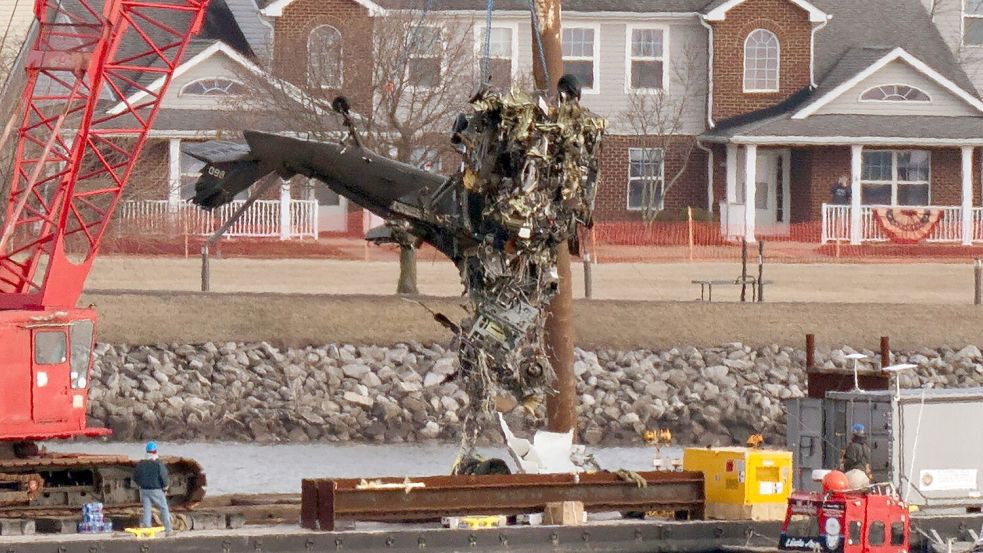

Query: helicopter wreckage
left=187, top=79, right=606, bottom=443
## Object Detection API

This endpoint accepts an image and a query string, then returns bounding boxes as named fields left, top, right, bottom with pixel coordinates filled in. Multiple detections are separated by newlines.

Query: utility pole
left=530, top=0, right=576, bottom=434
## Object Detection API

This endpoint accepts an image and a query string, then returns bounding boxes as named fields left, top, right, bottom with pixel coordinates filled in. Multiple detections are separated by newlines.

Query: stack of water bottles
left=77, top=502, right=113, bottom=533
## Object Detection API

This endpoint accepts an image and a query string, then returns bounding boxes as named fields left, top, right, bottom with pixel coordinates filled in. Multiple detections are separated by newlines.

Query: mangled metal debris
left=448, top=86, right=605, bottom=439
left=185, top=79, right=605, bottom=444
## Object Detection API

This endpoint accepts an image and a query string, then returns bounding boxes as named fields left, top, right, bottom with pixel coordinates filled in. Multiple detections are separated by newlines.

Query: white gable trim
left=704, top=0, right=828, bottom=23
left=107, top=41, right=325, bottom=116
left=793, top=48, right=983, bottom=119
left=260, top=0, right=385, bottom=17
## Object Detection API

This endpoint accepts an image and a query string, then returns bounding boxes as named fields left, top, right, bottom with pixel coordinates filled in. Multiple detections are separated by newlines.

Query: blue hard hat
left=852, top=423, right=865, bottom=435
left=146, top=441, right=158, bottom=453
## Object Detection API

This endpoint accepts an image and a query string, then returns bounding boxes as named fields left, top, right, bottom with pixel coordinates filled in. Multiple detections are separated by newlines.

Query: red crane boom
left=0, top=0, right=210, bottom=511
left=0, top=0, right=206, bottom=309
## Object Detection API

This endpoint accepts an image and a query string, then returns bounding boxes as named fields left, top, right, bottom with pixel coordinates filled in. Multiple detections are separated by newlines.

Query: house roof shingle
left=810, top=0, right=975, bottom=98
left=706, top=0, right=982, bottom=142
left=705, top=114, right=983, bottom=143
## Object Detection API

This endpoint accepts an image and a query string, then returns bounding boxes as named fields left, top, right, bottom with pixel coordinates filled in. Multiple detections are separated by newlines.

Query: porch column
left=726, top=144, right=738, bottom=203
left=962, top=146, right=974, bottom=246
left=167, top=138, right=181, bottom=212
left=744, top=144, right=757, bottom=243
left=279, top=180, right=291, bottom=241
left=850, top=145, right=862, bottom=245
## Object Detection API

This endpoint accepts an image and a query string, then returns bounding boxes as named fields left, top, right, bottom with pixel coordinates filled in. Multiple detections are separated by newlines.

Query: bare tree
left=617, top=43, right=703, bottom=224
left=232, top=12, right=481, bottom=293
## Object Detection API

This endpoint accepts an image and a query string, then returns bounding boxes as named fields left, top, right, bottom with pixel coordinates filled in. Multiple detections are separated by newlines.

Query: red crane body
left=0, top=0, right=208, bottom=443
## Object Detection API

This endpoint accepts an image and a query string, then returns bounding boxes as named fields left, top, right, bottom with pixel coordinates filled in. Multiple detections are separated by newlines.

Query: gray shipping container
left=787, top=387, right=983, bottom=512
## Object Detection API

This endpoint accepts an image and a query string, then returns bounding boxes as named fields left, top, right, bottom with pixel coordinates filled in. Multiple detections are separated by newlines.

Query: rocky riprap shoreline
left=87, top=342, right=983, bottom=446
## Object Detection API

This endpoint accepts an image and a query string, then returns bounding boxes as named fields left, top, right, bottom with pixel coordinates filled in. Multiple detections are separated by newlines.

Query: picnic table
left=691, top=277, right=771, bottom=302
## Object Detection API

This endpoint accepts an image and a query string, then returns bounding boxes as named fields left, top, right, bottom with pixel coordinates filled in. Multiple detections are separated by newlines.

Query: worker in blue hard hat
left=132, top=441, right=173, bottom=535
left=840, top=424, right=872, bottom=479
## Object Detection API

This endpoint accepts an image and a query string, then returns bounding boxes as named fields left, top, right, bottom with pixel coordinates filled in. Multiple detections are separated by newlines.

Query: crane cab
left=780, top=485, right=910, bottom=553
left=0, top=308, right=109, bottom=441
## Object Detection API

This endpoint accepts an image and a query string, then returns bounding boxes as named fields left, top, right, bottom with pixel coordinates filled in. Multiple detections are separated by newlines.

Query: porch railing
left=116, top=199, right=319, bottom=239
left=821, top=204, right=979, bottom=244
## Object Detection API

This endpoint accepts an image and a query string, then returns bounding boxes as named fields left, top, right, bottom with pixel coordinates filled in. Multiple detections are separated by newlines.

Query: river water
left=48, top=442, right=683, bottom=496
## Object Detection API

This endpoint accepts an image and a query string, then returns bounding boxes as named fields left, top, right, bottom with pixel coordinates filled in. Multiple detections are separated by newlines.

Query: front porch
left=716, top=142, right=982, bottom=245
left=821, top=204, right=983, bottom=244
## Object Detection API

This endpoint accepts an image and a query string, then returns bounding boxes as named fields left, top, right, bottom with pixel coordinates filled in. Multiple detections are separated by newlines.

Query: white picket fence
left=821, top=203, right=981, bottom=244
left=116, top=199, right=318, bottom=239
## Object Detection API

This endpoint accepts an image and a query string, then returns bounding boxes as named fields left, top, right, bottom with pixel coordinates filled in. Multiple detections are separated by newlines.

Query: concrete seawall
left=88, top=342, right=983, bottom=446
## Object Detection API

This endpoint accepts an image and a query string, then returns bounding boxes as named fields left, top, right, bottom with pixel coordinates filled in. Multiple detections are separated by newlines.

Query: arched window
left=180, top=78, right=246, bottom=96
left=860, top=84, right=931, bottom=102
left=308, top=25, right=343, bottom=87
left=743, top=29, right=780, bottom=92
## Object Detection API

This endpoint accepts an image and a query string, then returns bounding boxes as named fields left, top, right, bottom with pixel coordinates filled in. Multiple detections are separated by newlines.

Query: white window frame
left=307, top=24, right=344, bottom=88
left=179, top=78, right=247, bottom=97
left=963, top=0, right=983, bottom=47
left=860, top=149, right=932, bottom=206
left=561, top=24, right=601, bottom=95
left=624, top=24, right=669, bottom=94
left=626, top=147, right=665, bottom=211
left=743, top=28, right=780, bottom=93
left=858, top=83, right=932, bottom=103
left=405, top=24, right=446, bottom=90
left=472, top=22, right=519, bottom=85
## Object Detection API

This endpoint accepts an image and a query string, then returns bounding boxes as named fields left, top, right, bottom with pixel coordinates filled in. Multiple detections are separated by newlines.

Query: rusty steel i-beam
left=300, top=471, right=705, bottom=531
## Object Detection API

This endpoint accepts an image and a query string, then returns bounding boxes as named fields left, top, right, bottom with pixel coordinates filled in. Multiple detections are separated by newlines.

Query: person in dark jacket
left=831, top=176, right=851, bottom=205
left=840, top=424, right=872, bottom=478
left=133, top=441, right=172, bottom=535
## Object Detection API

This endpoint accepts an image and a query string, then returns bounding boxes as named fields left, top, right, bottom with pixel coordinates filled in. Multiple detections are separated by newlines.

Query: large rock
left=342, top=364, right=371, bottom=379
left=343, top=391, right=374, bottom=408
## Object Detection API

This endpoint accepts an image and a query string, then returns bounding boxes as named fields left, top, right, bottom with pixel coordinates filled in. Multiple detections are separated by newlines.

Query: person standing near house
left=839, top=424, right=872, bottom=479
left=831, top=176, right=851, bottom=204
left=133, top=441, right=173, bottom=535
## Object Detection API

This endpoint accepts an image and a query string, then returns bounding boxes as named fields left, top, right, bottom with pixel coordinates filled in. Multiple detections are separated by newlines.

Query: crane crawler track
left=0, top=454, right=206, bottom=517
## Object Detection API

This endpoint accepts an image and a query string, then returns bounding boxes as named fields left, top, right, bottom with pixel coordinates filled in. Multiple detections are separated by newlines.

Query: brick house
left=275, top=0, right=983, bottom=245
left=73, top=0, right=983, bottom=243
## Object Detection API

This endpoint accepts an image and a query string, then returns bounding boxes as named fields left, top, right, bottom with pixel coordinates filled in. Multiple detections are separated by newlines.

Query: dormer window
left=743, top=29, right=779, bottom=92
left=181, top=78, right=246, bottom=96
left=860, top=84, right=931, bottom=102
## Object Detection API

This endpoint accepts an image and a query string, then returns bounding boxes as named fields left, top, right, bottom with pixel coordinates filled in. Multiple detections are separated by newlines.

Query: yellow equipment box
left=683, top=447, right=792, bottom=521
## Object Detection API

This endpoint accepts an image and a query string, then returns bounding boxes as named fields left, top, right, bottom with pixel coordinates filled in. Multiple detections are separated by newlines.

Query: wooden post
left=880, top=336, right=891, bottom=368
left=199, top=173, right=279, bottom=293
left=757, top=240, right=764, bottom=303
left=583, top=252, right=592, bottom=299
left=200, top=243, right=210, bottom=292
left=975, top=258, right=982, bottom=306
left=835, top=238, right=841, bottom=259
left=591, top=228, right=598, bottom=263
left=532, top=0, right=576, bottom=434
left=740, top=238, right=748, bottom=303
left=183, top=216, right=189, bottom=259
left=806, top=334, right=815, bottom=370
left=687, top=206, right=694, bottom=262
